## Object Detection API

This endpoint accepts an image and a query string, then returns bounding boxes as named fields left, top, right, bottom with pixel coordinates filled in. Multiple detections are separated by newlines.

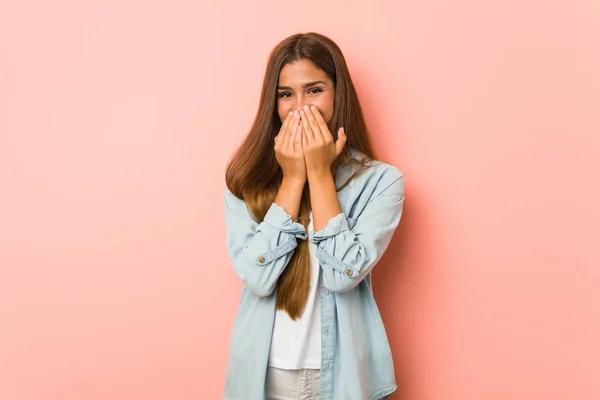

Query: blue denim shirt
left=223, top=148, right=405, bottom=400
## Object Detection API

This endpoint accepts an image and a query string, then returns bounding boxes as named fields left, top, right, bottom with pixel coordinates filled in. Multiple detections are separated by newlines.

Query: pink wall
left=1, top=1, right=599, bottom=399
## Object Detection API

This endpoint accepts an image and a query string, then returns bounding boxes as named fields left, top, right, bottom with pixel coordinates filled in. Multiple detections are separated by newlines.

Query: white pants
left=265, top=366, right=320, bottom=400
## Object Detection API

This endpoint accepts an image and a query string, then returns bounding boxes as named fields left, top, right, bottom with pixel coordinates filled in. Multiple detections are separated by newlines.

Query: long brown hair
left=225, top=32, right=378, bottom=319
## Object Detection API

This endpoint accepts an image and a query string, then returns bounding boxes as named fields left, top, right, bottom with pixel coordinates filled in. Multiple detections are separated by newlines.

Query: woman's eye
left=278, top=88, right=322, bottom=98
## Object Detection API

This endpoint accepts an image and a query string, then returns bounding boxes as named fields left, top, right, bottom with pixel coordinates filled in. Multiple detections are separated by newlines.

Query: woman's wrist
left=281, top=175, right=306, bottom=188
left=275, top=176, right=306, bottom=221
left=307, top=168, right=332, bottom=182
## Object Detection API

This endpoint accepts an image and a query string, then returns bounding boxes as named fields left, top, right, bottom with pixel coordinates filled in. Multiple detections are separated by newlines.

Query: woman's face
left=276, top=59, right=335, bottom=125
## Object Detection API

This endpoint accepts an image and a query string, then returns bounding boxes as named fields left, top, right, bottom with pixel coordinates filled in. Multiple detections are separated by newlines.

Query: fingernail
left=303, top=105, right=309, bottom=110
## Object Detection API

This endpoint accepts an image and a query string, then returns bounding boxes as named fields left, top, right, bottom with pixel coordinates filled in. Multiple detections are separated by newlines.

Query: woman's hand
left=274, top=110, right=306, bottom=184
left=300, top=105, right=347, bottom=178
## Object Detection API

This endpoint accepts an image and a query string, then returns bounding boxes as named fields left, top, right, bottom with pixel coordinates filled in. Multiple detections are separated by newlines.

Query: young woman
left=223, top=32, right=405, bottom=400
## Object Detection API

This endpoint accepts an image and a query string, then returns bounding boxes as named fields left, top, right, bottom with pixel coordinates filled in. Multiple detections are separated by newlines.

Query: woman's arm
left=308, top=171, right=405, bottom=293
left=299, top=105, right=404, bottom=293
left=224, top=184, right=306, bottom=297
left=274, top=177, right=305, bottom=221
left=307, top=170, right=342, bottom=231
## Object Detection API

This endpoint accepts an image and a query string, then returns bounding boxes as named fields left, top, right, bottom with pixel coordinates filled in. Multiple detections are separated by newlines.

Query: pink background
left=1, top=1, right=599, bottom=399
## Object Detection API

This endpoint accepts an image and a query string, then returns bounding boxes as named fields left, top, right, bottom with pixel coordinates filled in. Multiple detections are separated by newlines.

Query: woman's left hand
left=300, top=105, right=347, bottom=177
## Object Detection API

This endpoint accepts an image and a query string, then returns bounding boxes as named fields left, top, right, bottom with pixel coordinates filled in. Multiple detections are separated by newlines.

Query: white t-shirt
left=268, top=211, right=321, bottom=370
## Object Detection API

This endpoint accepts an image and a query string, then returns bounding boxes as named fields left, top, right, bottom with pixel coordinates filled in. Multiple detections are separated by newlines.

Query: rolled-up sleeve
left=309, top=175, right=405, bottom=293
left=224, top=189, right=306, bottom=297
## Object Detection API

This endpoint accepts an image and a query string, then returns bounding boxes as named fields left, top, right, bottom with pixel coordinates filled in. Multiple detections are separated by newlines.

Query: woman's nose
left=295, top=102, right=311, bottom=111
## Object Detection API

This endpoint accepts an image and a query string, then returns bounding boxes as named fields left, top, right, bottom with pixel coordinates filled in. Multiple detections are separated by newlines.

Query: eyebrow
left=277, top=81, right=326, bottom=90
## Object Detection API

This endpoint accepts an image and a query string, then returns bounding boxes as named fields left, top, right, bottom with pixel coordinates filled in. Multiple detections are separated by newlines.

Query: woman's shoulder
left=223, top=186, right=248, bottom=212
left=344, top=147, right=404, bottom=193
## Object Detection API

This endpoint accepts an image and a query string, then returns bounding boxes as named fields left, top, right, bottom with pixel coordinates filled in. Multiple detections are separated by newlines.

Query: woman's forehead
left=278, top=60, right=330, bottom=85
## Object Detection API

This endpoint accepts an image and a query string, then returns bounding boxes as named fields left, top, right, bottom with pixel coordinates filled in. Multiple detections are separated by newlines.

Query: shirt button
left=346, top=269, right=353, bottom=276
left=258, top=256, right=265, bottom=263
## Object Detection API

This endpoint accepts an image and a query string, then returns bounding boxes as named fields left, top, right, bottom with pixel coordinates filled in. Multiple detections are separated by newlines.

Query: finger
left=285, top=111, right=300, bottom=150
left=310, top=106, right=332, bottom=141
left=295, top=124, right=303, bottom=151
left=276, top=111, right=293, bottom=148
left=303, top=105, right=323, bottom=142
left=335, top=127, right=347, bottom=155
left=277, top=111, right=293, bottom=138
left=301, top=123, right=309, bottom=149
left=300, top=109, right=315, bottom=144
left=281, top=111, right=295, bottom=147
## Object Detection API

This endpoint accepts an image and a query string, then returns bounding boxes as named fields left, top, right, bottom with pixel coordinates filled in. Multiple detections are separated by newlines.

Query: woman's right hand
left=274, top=110, right=306, bottom=183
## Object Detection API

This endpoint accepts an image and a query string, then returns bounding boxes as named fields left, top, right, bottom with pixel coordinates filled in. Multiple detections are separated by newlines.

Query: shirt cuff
left=309, top=212, right=349, bottom=244
left=263, top=202, right=307, bottom=240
